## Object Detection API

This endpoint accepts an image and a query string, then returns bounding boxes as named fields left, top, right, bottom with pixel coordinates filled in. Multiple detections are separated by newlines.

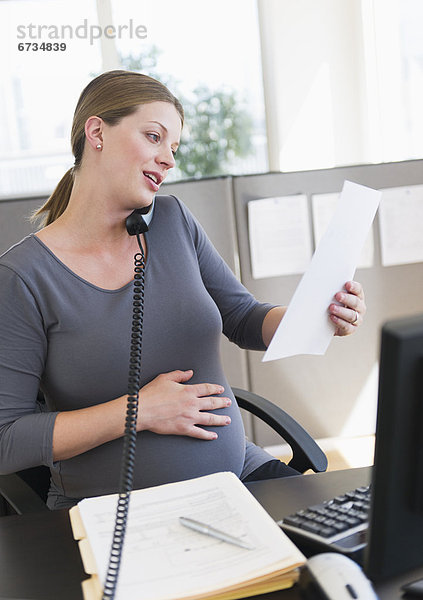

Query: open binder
left=69, top=471, right=305, bottom=600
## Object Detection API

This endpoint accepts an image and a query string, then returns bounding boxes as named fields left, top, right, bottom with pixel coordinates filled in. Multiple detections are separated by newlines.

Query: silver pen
left=179, top=516, right=255, bottom=550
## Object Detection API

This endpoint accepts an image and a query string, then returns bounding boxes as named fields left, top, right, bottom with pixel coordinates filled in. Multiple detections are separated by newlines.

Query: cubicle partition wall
left=0, top=196, right=43, bottom=254
left=1, top=160, right=423, bottom=447
left=232, top=160, right=423, bottom=446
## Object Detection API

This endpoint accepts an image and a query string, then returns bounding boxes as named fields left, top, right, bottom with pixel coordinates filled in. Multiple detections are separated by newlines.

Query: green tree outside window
left=120, top=48, right=253, bottom=180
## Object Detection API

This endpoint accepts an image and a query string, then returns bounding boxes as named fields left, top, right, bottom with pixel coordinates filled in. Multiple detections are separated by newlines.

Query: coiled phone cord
left=102, top=233, right=145, bottom=600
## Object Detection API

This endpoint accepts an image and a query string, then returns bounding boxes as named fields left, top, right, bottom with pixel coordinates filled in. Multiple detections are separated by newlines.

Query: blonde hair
left=33, top=70, right=184, bottom=226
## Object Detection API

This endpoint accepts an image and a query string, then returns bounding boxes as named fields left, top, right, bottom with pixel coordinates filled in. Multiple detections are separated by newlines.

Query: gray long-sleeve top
left=0, top=195, right=276, bottom=508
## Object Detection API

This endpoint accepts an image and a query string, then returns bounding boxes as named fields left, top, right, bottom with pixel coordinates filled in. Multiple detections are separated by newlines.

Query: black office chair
left=233, top=388, right=327, bottom=474
left=0, top=387, right=327, bottom=516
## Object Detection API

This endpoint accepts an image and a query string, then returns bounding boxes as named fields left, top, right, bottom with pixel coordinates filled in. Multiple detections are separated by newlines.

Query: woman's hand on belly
left=137, top=370, right=232, bottom=440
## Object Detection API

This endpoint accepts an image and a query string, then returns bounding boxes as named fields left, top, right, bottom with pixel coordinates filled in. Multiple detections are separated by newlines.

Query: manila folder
left=69, top=471, right=305, bottom=600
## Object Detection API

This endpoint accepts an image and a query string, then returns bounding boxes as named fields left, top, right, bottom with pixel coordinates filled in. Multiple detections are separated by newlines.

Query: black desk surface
left=1, top=466, right=422, bottom=600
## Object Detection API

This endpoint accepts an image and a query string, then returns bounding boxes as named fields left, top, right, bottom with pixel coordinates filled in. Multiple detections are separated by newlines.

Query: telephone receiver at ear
left=125, top=207, right=150, bottom=236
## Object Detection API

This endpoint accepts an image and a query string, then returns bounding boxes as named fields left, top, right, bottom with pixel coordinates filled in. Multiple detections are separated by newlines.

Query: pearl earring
left=96, top=144, right=102, bottom=150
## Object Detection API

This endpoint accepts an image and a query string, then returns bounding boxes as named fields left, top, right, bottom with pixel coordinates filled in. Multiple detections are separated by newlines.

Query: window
left=2, top=0, right=422, bottom=200
left=0, top=0, right=102, bottom=198
left=362, top=0, right=423, bottom=163
left=109, top=0, right=268, bottom=181
left=0, top=0, right=267, bottom=198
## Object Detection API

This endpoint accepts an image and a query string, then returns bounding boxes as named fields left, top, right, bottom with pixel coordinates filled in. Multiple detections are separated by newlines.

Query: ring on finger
left=352, top=310, right=359, bottom=325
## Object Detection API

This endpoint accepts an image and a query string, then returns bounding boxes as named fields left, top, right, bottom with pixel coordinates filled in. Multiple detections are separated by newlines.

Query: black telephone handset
left=103, top=207, right=149, bottom=600
left=125, top=208, right=149, bottom=236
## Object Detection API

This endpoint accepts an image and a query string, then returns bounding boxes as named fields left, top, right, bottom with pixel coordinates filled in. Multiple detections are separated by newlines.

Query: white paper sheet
left=263, top=181, right=381, bottom=361
left=248, top=195, right=312, bottom=278
left=312, top=192, right=375, bottom=269
left=378, top=184, right=423, bottom=266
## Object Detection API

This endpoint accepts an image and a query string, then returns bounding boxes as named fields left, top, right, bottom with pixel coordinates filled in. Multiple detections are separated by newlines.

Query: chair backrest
left=0, top=468, right=49, bottom=515
left=15, top=465, right=51, bottom=503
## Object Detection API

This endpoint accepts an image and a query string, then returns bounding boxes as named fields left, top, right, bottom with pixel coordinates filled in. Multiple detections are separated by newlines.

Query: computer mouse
left=299, top=552, right=379, bottom=599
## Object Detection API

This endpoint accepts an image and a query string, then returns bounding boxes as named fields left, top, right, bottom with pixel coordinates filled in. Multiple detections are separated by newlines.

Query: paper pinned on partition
left=263, top=181, right=381, bottom=362
left=248, top=195, right=312, bottom=279
left=378, top=184, right=423, bottom=266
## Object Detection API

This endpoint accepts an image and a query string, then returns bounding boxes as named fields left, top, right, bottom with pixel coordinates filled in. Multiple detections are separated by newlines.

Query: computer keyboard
left=278, top=484, right=371, bottom=557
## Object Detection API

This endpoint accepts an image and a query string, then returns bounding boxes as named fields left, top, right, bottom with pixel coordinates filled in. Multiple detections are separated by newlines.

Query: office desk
left=1, top=467, right=422, bottom=600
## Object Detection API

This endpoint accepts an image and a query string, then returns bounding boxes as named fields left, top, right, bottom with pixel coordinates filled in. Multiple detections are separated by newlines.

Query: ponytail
left=32, top=167, right=74, bottom=227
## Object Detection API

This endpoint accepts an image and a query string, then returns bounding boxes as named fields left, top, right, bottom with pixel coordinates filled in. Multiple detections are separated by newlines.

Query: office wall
left=1, top=160, right=423, bottom=447
left=233, top=160, right=423, bottom=445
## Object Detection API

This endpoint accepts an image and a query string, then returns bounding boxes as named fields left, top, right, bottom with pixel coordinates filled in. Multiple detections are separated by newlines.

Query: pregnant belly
left=56, top=406, right=246, bottom=499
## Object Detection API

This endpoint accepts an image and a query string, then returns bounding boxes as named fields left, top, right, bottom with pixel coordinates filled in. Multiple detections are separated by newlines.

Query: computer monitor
left=365, top=313, right=423, bottom=581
